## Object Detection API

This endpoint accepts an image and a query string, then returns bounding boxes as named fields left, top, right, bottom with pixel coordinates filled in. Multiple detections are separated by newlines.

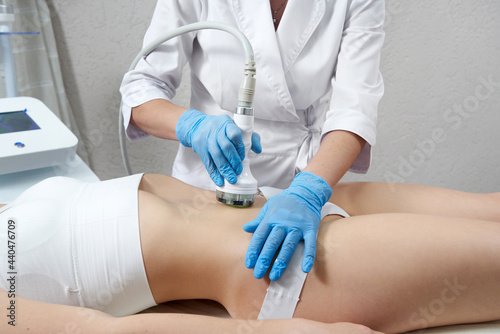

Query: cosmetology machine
left=120, top=22, right=258, bottom=207
left=0, top=96, right=78, bottom=175
left=0, top=3, right=16, bottom=97
left=0, top=5, right=78, bottom=175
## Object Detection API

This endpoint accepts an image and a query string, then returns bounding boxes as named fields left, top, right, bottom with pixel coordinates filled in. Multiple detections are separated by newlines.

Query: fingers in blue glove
left=244, top=209, right=271, bottom=270
left=243, top=203, right=267, bottom=234
left=243, top=172, right=331, bottom=280
left=269, top=230, right=302, bottom=281
left=195, top=148, right=224, bottom=187
left=251, top=132, right=262, bottom=154
left=177, top=110, right=249, bottom=187
left=208, top=137, right=240, bottom=184
left=253, top=226, right=288, bottom=279
left=203, top=120, right=244, bottom=184
left=225, top=122, right=246, bottom=161
left=302, top=231, right=318, bottom=273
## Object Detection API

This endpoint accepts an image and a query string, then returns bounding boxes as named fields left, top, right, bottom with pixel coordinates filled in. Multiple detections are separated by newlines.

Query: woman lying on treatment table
left=1, top=173, right=500, bottom=334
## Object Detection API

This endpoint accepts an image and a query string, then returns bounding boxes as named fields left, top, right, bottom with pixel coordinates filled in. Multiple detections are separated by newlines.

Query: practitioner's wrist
left=175, top=108, right=205, bottom=147
left=289, top=172, right=333, bottom=214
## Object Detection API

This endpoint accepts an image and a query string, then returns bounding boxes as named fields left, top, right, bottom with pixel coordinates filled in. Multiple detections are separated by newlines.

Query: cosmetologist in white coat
left=120, top=0, right=385, bottom=281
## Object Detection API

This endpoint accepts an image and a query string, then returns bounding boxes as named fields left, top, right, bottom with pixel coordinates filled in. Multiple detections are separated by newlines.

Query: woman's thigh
left=295, top=212, right=500, bottom=333
left=331, top=182, right=500, bottom=222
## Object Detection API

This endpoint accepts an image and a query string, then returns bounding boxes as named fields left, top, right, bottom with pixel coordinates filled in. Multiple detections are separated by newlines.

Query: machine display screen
left=0, top=110, right=41, bottom=134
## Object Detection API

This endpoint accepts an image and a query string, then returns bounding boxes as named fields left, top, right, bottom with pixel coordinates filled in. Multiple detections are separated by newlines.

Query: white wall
left=355, top=1, right=500, bottom=192
left=48, top=1, right=500, bottom=192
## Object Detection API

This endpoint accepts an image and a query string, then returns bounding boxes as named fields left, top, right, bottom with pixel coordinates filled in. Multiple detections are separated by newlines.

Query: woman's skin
left=137, top=174, right=500, bottom=333
left=1, top=176, right=500, bottom=333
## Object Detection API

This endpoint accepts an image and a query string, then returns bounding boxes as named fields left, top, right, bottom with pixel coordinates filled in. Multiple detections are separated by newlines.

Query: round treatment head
left=216, top=190, right=255, bottom=207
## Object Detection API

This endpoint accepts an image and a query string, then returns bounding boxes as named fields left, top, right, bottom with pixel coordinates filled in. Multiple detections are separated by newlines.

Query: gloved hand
left=243, top=172, right=332, bottom=281
left=176, top=109, right=262, bottom=186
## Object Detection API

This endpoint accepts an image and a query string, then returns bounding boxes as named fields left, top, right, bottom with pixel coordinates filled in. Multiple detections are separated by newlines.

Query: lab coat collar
left=277, top=0, right=326, bottom=72
left=231, top=0, right=325, bottom=120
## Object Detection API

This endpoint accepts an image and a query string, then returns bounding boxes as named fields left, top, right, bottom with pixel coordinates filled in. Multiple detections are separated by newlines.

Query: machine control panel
left=0, top=97, right=78, bottom=175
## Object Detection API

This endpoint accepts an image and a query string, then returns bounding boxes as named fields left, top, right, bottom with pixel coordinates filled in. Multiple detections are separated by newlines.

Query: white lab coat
left=120, top=0, right=385, bottom=190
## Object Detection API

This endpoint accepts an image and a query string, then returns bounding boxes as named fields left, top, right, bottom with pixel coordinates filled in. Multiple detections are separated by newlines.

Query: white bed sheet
left=142, top=301, right=500, bottom=333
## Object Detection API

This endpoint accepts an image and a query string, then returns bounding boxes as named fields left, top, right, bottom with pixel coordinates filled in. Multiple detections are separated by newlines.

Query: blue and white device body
left=0, top=96, right=78, bottom=175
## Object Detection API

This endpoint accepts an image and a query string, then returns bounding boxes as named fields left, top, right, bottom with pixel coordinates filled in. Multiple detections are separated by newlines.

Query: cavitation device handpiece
left=215, top=61, right=258, bottom=207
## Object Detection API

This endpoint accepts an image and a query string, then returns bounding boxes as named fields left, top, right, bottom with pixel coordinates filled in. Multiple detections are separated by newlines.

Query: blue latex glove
left=243, top=172, right=332, bottom=281
left=176, top=109, right=262, bottom=186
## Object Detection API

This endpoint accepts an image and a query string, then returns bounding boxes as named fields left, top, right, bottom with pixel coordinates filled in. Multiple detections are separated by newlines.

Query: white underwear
left=257, top=186, right=349, bottom=320
left=0, top=174, right=156, bottom=317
